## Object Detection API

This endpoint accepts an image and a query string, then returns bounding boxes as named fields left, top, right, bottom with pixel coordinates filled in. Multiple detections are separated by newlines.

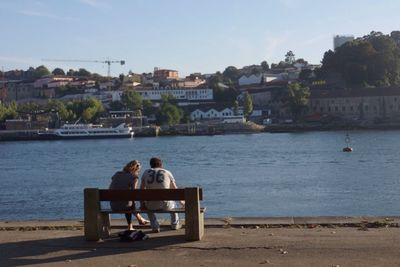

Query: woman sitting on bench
left=109, top=160, right=150, bottom=230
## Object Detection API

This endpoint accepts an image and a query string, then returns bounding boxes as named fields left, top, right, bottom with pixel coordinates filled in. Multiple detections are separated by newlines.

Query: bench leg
left=185, top=187, right=204, bottom=241
left=84, top=188, right=103, bottom=241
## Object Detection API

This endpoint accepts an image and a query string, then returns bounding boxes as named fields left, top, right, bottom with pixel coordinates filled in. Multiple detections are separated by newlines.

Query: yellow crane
left=42, top=58, right=125, bottom=77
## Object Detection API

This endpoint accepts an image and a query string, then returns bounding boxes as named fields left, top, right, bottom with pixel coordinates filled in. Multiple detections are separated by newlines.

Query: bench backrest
left=97, top=188, right=203, bottom=201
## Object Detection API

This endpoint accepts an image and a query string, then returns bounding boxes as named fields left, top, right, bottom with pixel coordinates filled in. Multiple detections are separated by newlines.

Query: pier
left=1, top=216, right=399, bottom=266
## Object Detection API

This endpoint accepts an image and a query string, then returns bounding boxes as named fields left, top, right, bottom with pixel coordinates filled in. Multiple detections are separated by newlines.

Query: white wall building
left=111, top=88, right=213, bottom=102
left=190, top=108, right=235, bottom=121
left=238, top=74, right=263, bottom=86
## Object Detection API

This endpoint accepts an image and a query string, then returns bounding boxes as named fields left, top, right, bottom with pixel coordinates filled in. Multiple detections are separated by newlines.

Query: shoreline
left=1, top=215, right=399, bottom=230
left=2, top=122, right=400, bottom=141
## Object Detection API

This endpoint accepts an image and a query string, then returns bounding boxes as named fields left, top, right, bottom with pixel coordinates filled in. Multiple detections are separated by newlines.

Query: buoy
left=342, top=133, right=353, bottom=152
left=343, top=146, right=353, bottom=152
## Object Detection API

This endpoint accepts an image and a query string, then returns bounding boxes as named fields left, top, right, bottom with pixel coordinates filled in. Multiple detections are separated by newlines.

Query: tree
left=321, top=33, right=400, bottom=87
left=67, top=69, right=76, bottom=76
left=142, top=99, right=154, bottom=116
left=121, top=90, right=142, bottom=111
left=77, top=68, right=91, bottom=77
left=243, top=92, right=253, bottom=118
left=233, top=100, right=239, bottom=115
left=284, top=51, right=296, bottom=64
left=52, top=68, right=65, bottom=76
left=119, top=74, right=125, bottom=83
left=287, top=82, right=310, bottom=122
left=66, top=97, right=103, bottom=122
left=251, top=67, right=260, bottom=75
left=213, top=86, right=238, bottom=103
left=222, top=66, right=239, bottom=85
left=46, top=99, right=73, bottom=121
left=109, top=101, right=124, bottom=111
left=0, top=101, right=17, bottom=121
left=207, top=73, right=223, bottom=89
left=158, top=103, right=183, bottom=126
left=261, top=60, right=269, bottom=71
left=299, top=69, right=313, bottom=81
left=390, top=31, right=400, bottom=46
left=35, top=65, right=50, bottom=78
left=157, top=94, right=183, bottom=126
left=295, top=58, right=308, bottom=65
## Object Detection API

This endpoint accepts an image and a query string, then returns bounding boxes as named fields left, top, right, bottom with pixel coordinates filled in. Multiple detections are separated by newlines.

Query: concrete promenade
left=1, top=216, right=399, bottom=267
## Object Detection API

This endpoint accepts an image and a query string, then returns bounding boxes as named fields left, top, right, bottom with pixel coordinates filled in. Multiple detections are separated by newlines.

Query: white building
left=238, top=74, right=263, bottom=86
left=33, top=76, right=74, bottom=88
left=239, top=73, right=287, bottom=86
left=334, top=35, right=354, bottom=49
left=111, top=87, right=213, bottom=102
left=190, top=108, right=235, bottom=121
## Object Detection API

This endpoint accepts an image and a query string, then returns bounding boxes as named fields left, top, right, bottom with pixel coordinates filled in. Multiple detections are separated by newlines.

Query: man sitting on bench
left=140, top=157, right=184, bottom=233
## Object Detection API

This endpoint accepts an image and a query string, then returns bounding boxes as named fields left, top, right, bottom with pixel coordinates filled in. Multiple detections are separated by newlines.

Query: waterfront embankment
left=1, top=216, right=399, bottom=266
left=0, top=122, right=264, bottom=141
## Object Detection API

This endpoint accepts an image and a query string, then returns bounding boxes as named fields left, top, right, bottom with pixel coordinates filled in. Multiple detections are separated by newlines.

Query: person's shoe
left=152, top=228, right=161, bottom=233
left=171, top=221, right=181, bottom=230
left=139, top=219, right=150, bottom=225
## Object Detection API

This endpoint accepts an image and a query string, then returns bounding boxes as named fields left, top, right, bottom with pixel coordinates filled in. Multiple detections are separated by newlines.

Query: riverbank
left=1, top=216, right=399, bottom=266
left=265, top=122, right=400, bottom=133
left=4, top=121, right=400, bottom=141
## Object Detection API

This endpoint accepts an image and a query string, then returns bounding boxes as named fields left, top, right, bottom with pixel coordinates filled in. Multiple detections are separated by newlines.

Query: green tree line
left=320, top=31, right=400, bottom=87
left=0, top=97, right=103, bottom=123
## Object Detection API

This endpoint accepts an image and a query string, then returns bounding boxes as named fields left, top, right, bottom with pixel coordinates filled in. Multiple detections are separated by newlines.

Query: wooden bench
left=84, top=187, right=205, bottom=241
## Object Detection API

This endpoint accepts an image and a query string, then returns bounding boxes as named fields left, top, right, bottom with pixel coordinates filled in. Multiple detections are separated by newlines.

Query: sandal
left=139, top=219, right=150, bottom=225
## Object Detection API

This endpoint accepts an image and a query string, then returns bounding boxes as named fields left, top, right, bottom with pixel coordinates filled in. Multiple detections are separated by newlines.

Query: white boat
left=39, top=123, right=134, bottom=139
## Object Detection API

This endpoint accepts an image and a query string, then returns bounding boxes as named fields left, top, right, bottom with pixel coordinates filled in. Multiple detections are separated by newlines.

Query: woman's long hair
left=123, top=160, right=141, bottom=174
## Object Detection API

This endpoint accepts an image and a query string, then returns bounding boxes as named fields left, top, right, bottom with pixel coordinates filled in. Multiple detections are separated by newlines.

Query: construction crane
left=42, top=59, right=125, bottom=77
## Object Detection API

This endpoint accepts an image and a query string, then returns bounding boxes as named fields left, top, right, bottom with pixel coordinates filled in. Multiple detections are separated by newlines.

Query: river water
left=1, top=130, right=400, bottom=220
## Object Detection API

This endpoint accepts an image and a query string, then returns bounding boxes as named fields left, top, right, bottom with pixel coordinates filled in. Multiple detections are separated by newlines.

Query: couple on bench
left=108, top=157, right=184, bottom=233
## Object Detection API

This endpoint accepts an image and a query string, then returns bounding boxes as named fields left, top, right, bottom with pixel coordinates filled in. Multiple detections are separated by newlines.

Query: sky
left=0, top=0, right=399, bottom=77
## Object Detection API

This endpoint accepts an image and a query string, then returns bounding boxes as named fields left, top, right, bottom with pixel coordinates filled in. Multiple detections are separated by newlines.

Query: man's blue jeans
left=147, top=201, right=179, bottom=230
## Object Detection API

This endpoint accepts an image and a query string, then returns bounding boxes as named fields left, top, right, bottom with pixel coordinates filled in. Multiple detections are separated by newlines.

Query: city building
left=3, top=81, right=36, bottom=101
left=110, top=87, right=213, bottom=103
left=190, top=107, right=236, bottom=121
left=153, top=67, right=179, bottom=81
left=176, top=76, right=206, bottom=88
left=333, top=35, right=354, bottom=50
left=33, top=76, right=74, bottom=88
left=308, top=87, right=400, bottom=122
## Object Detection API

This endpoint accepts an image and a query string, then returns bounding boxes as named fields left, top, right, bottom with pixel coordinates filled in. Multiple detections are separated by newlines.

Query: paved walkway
left=0, top=217, right=399, bottom=267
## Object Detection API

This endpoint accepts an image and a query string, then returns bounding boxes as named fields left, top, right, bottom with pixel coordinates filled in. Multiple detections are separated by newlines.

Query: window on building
left=342, top=106, right=346, bottom=111
left=350, top=106, right=353, bottom=111
left=365, top=106, right=369, bottom=111
left=335, top=106, right=338, bottom=112
left=320, top=107, right=324, bottom=112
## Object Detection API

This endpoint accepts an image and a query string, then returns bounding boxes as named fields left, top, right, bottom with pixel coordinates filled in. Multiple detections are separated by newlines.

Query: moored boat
left=38, top=123, right=134, bottom=139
